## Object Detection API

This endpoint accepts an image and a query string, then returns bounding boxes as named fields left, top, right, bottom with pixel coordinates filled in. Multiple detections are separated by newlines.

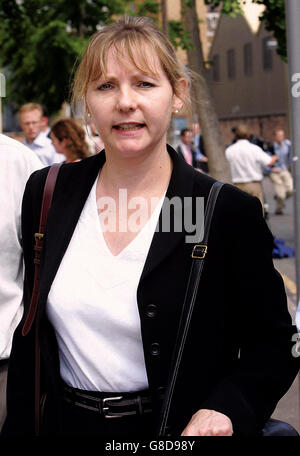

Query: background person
left=269, top=128, right=294, bottom=215
left=3, top=16, right=298, bottom=438
left=50, top=118, right=91, bottom=163
left=176, top=128, right=198, bottom=168
left=0, top=134, right=42, bottom=431
left=225, top=124, right=278, bottom=209
left=18, top=103, right=64, bottom=166
left=191, top=122, right=209, bottom=173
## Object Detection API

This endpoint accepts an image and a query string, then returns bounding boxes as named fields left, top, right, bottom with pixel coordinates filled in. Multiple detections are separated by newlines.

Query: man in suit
left=176, top=128, right=198, bottom=169
left=192, top=122, right=209, bottom=173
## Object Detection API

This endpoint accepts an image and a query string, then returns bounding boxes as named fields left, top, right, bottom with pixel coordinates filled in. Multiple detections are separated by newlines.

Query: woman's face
left=86, top=47, right=184, bottom=160
left=50, top=132, right=65, bottom=155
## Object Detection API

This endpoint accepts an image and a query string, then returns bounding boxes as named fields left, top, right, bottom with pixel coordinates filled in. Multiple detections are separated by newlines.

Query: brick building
left=207, top=6, right=289, bottom=146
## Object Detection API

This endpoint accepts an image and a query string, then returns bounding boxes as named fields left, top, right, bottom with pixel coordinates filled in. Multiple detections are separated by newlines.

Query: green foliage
left=204, top=0, right=244, bottom=16
left=134, top=0, right=160, bottom=18
left=204, top=0, right=287, bottom=59
left=0, top=0, right=128, bottom=114
left=168, top=19, right=193, bottom=50
left=255, top=0, right=286, bottom=60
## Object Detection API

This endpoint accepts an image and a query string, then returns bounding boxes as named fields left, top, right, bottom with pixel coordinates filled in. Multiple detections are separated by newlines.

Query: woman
left=3, top=16, right=298, bottom=437
left=50, top=118, right=90, bottom=163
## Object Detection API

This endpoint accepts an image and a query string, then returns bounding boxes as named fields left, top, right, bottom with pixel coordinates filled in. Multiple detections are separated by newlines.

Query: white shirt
left=24, top=131, right=64, bottom=166
left=225, top=139, right=272, bottom=183
left=0, top=134, right=42, bottom=360
left=47, top=178, right=165, bottom=392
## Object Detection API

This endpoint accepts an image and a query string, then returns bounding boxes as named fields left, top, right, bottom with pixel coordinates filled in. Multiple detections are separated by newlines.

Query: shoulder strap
left=158, top=181, right=224, bottom=436
left=22, top=162, right=62, bottom=337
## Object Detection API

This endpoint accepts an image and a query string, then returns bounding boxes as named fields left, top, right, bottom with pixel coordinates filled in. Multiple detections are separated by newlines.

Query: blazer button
left=150, top=342, right=160, bottom=356
left=146, top=304, right=157, bottom=318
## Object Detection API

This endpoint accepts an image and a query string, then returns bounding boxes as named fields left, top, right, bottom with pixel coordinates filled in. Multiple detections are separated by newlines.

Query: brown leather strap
left=35, top=322, right=41, bottom=435
left=21, top=163, right=62, bottom=436
left=22, top=163, right=62, bottom=337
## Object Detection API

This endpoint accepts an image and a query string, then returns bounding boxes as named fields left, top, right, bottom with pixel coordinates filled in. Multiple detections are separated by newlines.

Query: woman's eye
left=98, top=83, right=113, bottom=91
left=138, top=81, right=154, bottom=88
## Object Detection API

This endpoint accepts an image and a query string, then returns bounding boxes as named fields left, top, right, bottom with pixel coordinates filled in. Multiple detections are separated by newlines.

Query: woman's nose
left=116, top=86, right=137, bottom=112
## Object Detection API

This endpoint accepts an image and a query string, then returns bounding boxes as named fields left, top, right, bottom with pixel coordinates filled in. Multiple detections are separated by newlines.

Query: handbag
left=157, top=181, right=299, bottom=437
left=22, top=163, right=63, bottom=436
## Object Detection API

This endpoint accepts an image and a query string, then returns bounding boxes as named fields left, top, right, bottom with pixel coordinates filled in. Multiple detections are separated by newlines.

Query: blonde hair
left=72, top=16, right=190, bottom=116
left=18, top=102, right=43, bottom=117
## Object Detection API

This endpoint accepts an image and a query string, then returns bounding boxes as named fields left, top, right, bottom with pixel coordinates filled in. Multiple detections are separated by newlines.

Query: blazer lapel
left=140, top=146, right=196, bottom=282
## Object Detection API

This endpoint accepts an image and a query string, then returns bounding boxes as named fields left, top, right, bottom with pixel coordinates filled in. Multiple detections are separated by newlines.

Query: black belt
left=62, top=384, right=156, bottom=419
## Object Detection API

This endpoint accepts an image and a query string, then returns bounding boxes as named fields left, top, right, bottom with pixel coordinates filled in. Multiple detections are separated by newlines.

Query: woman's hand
left=181, top=409, right=233, bottom=436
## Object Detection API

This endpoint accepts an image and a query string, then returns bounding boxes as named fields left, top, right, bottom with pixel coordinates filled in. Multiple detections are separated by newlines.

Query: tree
left=205, top=0, right=287, bottom=60
left=181, top=0, right=232, bottom=182
left=0, top=0, right=127, bottom=115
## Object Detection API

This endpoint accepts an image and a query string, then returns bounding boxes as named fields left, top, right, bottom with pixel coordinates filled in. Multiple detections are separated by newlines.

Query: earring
left=87, top=112, right=91, bottom=118
left=174, top=109, right=179, bottom=114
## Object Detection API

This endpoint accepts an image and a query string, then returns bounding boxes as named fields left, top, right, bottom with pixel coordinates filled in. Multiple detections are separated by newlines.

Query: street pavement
left=262, top=177, right=299, bottom=433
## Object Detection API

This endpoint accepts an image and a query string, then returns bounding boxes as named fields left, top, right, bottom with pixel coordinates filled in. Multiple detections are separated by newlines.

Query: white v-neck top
left=47, top=177, right=165, bottom=392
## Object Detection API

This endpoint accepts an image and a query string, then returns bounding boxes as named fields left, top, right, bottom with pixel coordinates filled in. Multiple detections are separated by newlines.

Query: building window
left=227, top=49, right=236, bottom=79
left=212, top=54, right=220, bottom=81
left=244, top=43, right=253, bottom=76
left=262, top=36, right=273, bottom=70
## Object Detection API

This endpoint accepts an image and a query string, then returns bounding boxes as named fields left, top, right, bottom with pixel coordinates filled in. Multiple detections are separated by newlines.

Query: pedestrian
left=0, top=134, right=42, bottom=431
left=269, top=128, right=294, bottom=215
left=225, top=125, right=278, bottom=208
left=18, top=103, right=64, bottom=166
left=3, top=16, right=298, bottom=437
left=176, top=128, right=198, bottom=168
left=50, top=118, right=91, bottom=163
left=191, top=122, right=209, bottom=173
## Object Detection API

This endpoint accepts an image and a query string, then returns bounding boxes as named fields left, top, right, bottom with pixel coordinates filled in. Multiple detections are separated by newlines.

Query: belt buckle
left=102, top=396, right=124, bottom=418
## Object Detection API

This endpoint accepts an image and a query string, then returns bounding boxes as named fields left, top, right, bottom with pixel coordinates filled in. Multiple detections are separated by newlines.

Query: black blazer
left=3, top=146, right=299, bottom=436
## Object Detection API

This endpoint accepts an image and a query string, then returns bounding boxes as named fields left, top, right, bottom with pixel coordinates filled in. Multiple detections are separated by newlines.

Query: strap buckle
left=191, top=244, right=207, bottom=259
left=102, top=396, right=124, bottom=418
left=34, top=232, right=44, bottom=240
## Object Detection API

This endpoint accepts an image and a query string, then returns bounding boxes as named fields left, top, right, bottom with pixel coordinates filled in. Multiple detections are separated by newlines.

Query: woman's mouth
left=113, top=123, right=145, bottom=131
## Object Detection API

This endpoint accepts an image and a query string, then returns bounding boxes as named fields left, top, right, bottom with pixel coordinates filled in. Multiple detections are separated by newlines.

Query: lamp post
left=285, top=0, right=300, bottom=334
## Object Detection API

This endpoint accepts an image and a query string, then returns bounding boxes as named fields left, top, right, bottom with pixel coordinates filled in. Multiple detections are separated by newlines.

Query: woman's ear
left=172, top=78, right=188, bottom=113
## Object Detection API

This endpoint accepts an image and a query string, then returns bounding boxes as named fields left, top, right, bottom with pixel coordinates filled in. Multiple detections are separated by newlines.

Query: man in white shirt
left=18, top=103, right=64, bottom=166
left=0, top=134, right=42, bottom=430
left=225, top=125, right=278, bottom=208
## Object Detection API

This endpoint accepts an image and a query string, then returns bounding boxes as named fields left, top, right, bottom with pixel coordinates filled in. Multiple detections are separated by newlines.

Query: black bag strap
left=158, top=181, right=224, bottom=436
